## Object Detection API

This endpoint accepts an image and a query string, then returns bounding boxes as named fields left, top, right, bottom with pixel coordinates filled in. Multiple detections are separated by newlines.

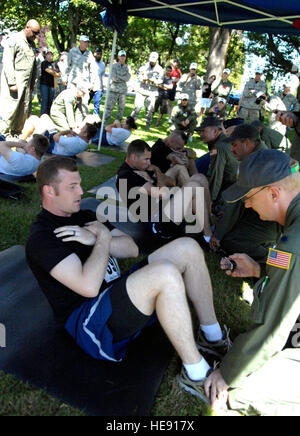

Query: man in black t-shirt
left=26, top=155, right=228, bottom=402
left=40, top=49, right=61, bottom=115
left=116, top=139, right=213, bottom=240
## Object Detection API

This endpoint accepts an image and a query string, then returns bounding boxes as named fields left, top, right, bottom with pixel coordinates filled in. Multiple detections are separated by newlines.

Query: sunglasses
left=30, top=28, right=40, bottom=36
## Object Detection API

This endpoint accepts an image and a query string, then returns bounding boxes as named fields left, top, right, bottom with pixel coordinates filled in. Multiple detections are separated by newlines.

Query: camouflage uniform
left=131, top=61, right=164, bottom=127
left=277, top=91, right=300, bottom=112
left=104, top=62, right=131, bottom=125
left=239, top=78, right=267, bottom=123
left=177, top=73, right=202, bottom=108
left=0, top=31, right=36, bottom=136
left=63, top=46, right=100, bottom=124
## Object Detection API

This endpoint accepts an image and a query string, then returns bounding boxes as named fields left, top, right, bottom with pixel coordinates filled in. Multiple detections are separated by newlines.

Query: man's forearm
left=80, top=232, right=112, bottom=297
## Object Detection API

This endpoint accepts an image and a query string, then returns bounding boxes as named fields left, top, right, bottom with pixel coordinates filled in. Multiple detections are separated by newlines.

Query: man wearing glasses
left=0, top=19, right=40, bottom=138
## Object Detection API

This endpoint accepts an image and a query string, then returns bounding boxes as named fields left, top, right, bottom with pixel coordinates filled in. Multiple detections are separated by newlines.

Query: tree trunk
left=206, top=27, right=232, bottom=80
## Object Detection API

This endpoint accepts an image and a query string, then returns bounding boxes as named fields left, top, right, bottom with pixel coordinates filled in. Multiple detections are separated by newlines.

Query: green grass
left=0, top=96, right=253, bottom=416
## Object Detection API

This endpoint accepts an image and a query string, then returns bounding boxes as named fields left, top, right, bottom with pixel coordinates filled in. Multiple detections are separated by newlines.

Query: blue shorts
left=65, top=261, right=157, bottom=362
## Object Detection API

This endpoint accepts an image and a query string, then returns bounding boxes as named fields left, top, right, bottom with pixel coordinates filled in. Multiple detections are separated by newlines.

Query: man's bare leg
left=126, top=260, right=205, bottom=365
left=148, top=237, right=217, bottom=326
left=163, top=175, right=212, bottom=238
left=165, top=164, right=190, bottom=187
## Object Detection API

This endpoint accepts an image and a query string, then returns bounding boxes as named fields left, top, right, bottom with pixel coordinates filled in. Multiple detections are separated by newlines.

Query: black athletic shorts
left=107, top=259, right=157, bottom=341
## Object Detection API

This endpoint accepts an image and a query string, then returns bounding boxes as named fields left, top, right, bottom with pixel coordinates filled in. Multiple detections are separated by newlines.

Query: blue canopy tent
left=95, top=0, right=300, bottom=149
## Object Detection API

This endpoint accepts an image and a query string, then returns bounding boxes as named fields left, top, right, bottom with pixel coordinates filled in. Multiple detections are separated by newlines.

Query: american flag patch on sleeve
left=267, top=248, right=292, bottom=270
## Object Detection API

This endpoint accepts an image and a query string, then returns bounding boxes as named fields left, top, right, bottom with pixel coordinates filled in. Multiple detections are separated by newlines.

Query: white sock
left=184, top=358, right=211, bottom=381
left=200, top=323, right=223, bottom=342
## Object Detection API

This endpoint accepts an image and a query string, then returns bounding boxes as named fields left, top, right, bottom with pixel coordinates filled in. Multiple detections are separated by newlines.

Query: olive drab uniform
left=50, top=88, right=80, bottom=131
left=171, top=101, right=197, bottom=136
left=206, top=132, right=239, bottom=207
left=259, top=125, right=285, bottom=150
left=221, top=193, right=300, bottom=416
left=214, top=142, right=278, bottom=262
left=104, top=62, right=131, bottom=125
left=239, top=78, right=267, bottom=124
left=0, top=31, right=36, bottom=136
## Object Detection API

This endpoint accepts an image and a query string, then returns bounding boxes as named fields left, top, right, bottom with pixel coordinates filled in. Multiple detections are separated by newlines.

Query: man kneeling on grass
left=26, top=156, right=230, bottom=405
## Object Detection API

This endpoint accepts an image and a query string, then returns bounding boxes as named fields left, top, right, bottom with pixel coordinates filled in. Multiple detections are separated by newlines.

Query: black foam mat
left=0, top=246, right=173, bottom=416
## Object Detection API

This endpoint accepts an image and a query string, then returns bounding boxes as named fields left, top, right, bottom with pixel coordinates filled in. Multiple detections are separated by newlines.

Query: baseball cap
left=195, top=116, right=221, bottom=131
left=95, top=47, right=102, bottom=53
left=173, top=58, right=179, bottom=63
left=118, top=50, right=126, bottom=56
left=255, top=70, right=263, bottom=75
left=223, top=149, right=299, bottom=203
left=79, top=35, right=89, bottom=42
left=149, top=52, right=159, bottom=62
left=181, top=93, right=189, bottom=100
left=223, top=68, right=231, bottom=75
left=224, top=124, right=260, bottom=143
left=190, top=62, right=197, bottom=70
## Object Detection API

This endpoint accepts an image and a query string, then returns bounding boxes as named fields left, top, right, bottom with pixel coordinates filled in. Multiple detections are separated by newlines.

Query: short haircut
left=36, top=156, right=78, bottom=195
left=85, top=123, right=98, bottom=140
left=125, top=116, right=137, bottom=130
left=127, top=139, right=151, bottom=157
left=32, top=134, right=49, bottom=159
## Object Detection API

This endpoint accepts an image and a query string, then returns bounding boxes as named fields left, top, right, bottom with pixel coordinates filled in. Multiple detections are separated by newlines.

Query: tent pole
left=98, top=29, right=118, bottom=151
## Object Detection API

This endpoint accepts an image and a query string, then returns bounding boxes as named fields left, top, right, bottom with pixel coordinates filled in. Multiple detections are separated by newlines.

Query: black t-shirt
left=150, top=139, right=172, bottom=173
left=116, top=161, right=159, bottom=221
left=25, top=208, right=119, bottom=326
left=40, top=60, right=59, bottom=87
left=202, top=82, right=212, bottom=98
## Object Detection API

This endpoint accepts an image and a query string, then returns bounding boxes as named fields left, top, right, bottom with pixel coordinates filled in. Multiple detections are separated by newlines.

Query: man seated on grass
left=0, top=135, right=49, bottom=178
left=205, top=149, right=300, bottom=416
left=25, top=155, right=230, bottom=406
left=92, top=116, right=137, bottom=147
left=20, top=114, right=98, bottom=157
left=151, top=130, right=198, bottom=187
left=116, top=139, right=213, bottom=243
